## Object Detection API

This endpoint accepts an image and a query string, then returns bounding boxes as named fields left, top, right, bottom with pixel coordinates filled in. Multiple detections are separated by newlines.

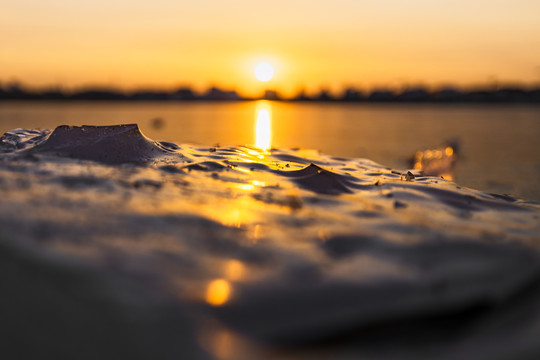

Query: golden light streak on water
left=255, top=101, right=271, bottom=151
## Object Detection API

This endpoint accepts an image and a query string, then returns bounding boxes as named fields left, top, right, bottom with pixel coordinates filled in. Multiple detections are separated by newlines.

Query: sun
left=254, top=62, right=274, bottom=82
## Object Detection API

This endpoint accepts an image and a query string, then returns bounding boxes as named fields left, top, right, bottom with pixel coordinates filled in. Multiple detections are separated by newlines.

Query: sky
left=2, top=0, right=540, bottom=97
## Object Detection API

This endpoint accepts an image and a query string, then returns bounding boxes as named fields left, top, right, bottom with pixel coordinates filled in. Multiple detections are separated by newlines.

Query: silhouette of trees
left=0, top=82, right=539, bottom=103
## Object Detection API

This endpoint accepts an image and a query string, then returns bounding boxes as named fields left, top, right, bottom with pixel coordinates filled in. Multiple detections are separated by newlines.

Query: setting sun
left=254, top=62, right=274, bottom=82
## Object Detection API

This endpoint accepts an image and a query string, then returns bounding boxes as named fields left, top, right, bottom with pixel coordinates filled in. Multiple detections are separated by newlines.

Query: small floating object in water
left=150, top=117, right=165, bottom=130
left=410, top=141, right=459, bottom=180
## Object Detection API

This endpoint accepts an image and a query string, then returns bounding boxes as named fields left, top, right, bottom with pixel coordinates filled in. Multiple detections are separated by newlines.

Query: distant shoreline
left=3, top=99, right=540, bottom=105
left=2, top=85, right=540, bottom=104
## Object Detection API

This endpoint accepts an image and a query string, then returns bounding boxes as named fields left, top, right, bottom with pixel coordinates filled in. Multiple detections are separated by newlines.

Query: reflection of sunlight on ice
left=237, top=184, right=255, bottom=191
left=227, top=209, right=243, bottom=228
left=249, top=224, right=261, bottom=243
left=251, top=180, right=265, bottom=187
left=235, top=167, right=252, bottom=174
left=197, top=322, right=251, bottom=360
left=207, top=329, right=235, bottom=359
left=225, top=259, right=245, bottom=281
left=237, top=180, right=266, bottom=192
left=255, top=101, right=271, bottom=151
left=217, top=198, right=258, bottom=228
left=317, top=229, right=330, bottom=242
left=206, top=279, right=231, bottom=306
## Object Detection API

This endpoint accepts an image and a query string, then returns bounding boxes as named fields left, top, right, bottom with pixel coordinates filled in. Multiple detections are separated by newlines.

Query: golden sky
left=2, top=0, right=540, bottom=97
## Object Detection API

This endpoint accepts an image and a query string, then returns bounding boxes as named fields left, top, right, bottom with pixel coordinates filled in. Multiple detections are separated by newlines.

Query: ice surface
left=0, top=125, right=539, bottom=359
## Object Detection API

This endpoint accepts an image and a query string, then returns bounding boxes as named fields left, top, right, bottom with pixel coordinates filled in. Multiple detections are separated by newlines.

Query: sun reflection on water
left=255, top=101, right=272, bottom=151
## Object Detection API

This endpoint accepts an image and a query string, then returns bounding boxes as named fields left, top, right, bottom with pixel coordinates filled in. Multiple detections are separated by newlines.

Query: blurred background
left=1, top=0, right=539, bottom=199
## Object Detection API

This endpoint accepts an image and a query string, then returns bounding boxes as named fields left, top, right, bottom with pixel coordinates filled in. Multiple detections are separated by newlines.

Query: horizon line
left=2, top=83, right=540, bottom=104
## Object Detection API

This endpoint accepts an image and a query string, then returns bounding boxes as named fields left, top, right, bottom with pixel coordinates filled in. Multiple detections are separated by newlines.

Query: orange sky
left=2, top=0, right=540, bottom=97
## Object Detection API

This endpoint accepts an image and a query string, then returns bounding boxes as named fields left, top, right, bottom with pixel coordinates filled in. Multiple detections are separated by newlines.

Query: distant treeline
left=1, top=83, right=540, bottom=103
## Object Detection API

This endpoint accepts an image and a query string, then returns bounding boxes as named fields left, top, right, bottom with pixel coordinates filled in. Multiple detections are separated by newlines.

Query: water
left=1, top=101, right=539, bottom=200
